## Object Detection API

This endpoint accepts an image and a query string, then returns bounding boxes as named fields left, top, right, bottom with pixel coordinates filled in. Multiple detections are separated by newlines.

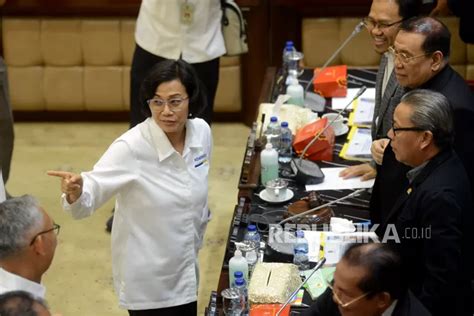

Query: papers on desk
left=339, top=127, right=373, bottom=162
left=303, top=230, right=379, bottom=265
left=348, top=97, right=375, bottom=127
left=331, top=87, right=375, bottom=110
left=305, top=167, right=375, bottom=191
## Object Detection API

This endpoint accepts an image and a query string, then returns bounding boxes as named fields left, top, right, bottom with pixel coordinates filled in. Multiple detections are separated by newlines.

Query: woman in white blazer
left=49, top=59, right=212, bottom=315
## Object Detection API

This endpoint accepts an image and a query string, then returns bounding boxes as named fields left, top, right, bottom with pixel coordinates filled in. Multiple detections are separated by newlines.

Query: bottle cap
left=234, top=249, right=242, bottom=257
left=265, top=143, right=273, bottom=150
left=285, top=41, right=294, bottom=48
left=235, top=278, right=245, bottom=286
left=270, top=116, right=278, bottom=122
left=247, top=224, right=257, bottom=232
left=281, top=121, right=289, bottom=128
left=234, top=271, right=244, bottom=279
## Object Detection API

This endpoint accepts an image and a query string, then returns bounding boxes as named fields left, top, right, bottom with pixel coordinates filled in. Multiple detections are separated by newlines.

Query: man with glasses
left=0, top=195, right=59, bottom=299
left=378, top=89, right=472, bottom=316
left=302, top=243, right=430, bottom=316
left=340, top=0, right=421, bottom=181
left=370, top=16, right=474, bottom=226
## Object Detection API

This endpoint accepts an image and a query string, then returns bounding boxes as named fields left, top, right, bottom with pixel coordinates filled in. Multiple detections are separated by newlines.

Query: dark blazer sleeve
left=301, top=288, right=341, bottom=316
left=414, top=189, right=464, bottom=312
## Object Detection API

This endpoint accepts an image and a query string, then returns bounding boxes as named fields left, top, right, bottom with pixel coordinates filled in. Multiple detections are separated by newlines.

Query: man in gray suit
left=340, top=0, right=420, bottom=180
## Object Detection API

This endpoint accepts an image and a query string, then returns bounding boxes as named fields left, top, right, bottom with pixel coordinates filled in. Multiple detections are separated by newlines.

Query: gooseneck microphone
left=304, top=21, right=366, bottom=95
left=275, top=257, right=327, bottom=316
left=277, top=188, right=366, bottom=225
left=291, top=86, right=367, bottom=185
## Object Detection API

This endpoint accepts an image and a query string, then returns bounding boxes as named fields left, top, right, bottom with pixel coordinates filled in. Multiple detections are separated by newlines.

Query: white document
left=304, top=230, right=378, bottom=264
left=331, top=87, right=375, bottom=110
left=305, top=167, right=374, bottom=191
left=353, top=98, right=375, bottom=125
left=345, top=128, right=372, bottom=157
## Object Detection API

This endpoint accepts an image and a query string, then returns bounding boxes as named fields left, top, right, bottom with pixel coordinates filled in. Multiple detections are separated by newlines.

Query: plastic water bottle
left=264, top=116, right=281, bottom=151
left=279, top=121, right=293, bottom=163
left=229, top=250, right=249, bottom=287
left=260, top=143, right=279, bottom=185
left=293, top=230, right=309, bottom=272
left=286, top=77, right=304, bottom=107
left=243, top=224, right=261, bottom=270
left=235, top=277, right=249, bottom=315
left=282, top=41, right=295, bottom=74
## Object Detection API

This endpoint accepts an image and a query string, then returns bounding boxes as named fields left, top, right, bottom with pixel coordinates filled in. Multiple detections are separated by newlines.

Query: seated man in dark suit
left=378, top=89, right=472, bottom=316
left=303, top=243, right=430, bottom=316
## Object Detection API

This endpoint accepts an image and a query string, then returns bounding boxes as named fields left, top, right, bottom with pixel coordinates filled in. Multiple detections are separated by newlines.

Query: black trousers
left=128, top=301, right=197, bottom=316
left=0, top=57, right=13, bottom=185
left=129, top=44, right=220, bottom=128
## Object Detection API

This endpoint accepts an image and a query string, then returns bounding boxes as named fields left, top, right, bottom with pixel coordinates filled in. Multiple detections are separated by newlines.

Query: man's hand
left=339, top=163, right=376, bottom=181
left=47, top=170, right=83, bottom=204
left=371, top=138, right=390, bottom=165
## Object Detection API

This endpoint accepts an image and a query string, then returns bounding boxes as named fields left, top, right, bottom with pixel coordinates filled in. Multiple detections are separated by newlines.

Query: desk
left=206, top=67, right=376, bottom=315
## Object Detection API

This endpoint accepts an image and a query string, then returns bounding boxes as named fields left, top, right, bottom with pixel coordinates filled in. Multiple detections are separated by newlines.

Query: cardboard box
left=293, top=117, right=335, bottom=161
left=313, top=65, right=347, bottom=97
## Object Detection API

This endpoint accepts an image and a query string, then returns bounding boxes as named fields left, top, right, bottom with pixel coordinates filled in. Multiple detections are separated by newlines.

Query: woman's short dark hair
left=139, top=59, right=207, bottom=119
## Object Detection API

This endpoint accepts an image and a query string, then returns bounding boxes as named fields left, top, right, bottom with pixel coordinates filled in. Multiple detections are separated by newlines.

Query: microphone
left=291, top=86, right=367, bottom=185
left=275, top=257, right=327, bottom=316
left=278, top=188, right=366, bottom=225
left=304, top=20, right=366, bottom=112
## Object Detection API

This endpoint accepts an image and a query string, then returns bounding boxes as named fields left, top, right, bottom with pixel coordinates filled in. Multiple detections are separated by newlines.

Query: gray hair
left=0, top=195, right=44, bottom=259
left=401, top=89, right=454, bottom=149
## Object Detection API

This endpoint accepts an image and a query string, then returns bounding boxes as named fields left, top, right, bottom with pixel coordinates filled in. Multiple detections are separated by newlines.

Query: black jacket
left=370, top=65, right=474, bottom=225
left=378, top=149, right=473, bottom=316
left=302, top=288, right=431, bottom=316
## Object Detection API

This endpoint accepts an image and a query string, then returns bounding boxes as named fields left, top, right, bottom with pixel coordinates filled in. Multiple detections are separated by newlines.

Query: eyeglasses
left=391, top=122, right=425, bottom=136
left=388, top=46, right=431, bottom=64
left=30, top=223, right=60, bottom=246
left=147, top=97, right=189, bottom=112
left=327, top=281, right=370, bottom=308
left=362, top=17, right=404, bottom=30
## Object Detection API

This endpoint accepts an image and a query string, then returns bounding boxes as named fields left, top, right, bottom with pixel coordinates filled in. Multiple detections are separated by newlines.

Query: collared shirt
left=382, top=299, right=398, bottom=316
left=62, top=118, right=212, bottom=310
left=135, top=0, right=226, bottom=63
left=382, top=52, right=395, bottom=98
left=406, top=161, right=429, bottom=184
left=0, top=268, right=46, bottom=299
left=0, top=169, right=5, bottom=202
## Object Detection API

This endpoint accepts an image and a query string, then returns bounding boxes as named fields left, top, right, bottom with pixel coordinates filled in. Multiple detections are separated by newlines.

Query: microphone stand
left=300, top=85, right=367, bottom=159
left=275, top=257, right=327, bottom=316
left=291, top=86, right=366, bottom=185
left=277, top=188, right=366, bottom=225
left=304, top=21, right=365, bottom=95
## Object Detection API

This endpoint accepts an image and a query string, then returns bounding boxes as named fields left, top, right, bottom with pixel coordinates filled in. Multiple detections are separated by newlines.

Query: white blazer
left=63, top=118, right=212, bottom=310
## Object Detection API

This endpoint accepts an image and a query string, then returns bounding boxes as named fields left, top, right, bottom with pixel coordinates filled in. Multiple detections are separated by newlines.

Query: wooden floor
left=6, top=122, right=249, bottom=316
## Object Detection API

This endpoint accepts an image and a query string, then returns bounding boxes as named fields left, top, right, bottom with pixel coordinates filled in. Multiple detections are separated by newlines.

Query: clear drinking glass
left=221, top=287, right=244, bottom=315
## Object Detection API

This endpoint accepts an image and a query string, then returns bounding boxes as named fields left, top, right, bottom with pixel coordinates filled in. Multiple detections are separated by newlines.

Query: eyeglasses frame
left=362, top=17, right=404, bottom=30
left=327, top=282, right=371, bottom=308
left=146, top=96, right=189, bottom=112
left=30, top=223, right=61, bottom=246
left=388, top=46, right=432, bottom=64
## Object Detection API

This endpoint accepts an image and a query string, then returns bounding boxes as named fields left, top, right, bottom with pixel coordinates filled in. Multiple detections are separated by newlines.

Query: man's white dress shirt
left=63, top=118, right=212, bottom=310
left=135, top=0, right=226, bottom=63
left=0, top=268, right=46, bottom=299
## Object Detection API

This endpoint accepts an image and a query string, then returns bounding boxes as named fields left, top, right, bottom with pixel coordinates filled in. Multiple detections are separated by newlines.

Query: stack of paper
left=339, top=127, right=373, bottom=161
